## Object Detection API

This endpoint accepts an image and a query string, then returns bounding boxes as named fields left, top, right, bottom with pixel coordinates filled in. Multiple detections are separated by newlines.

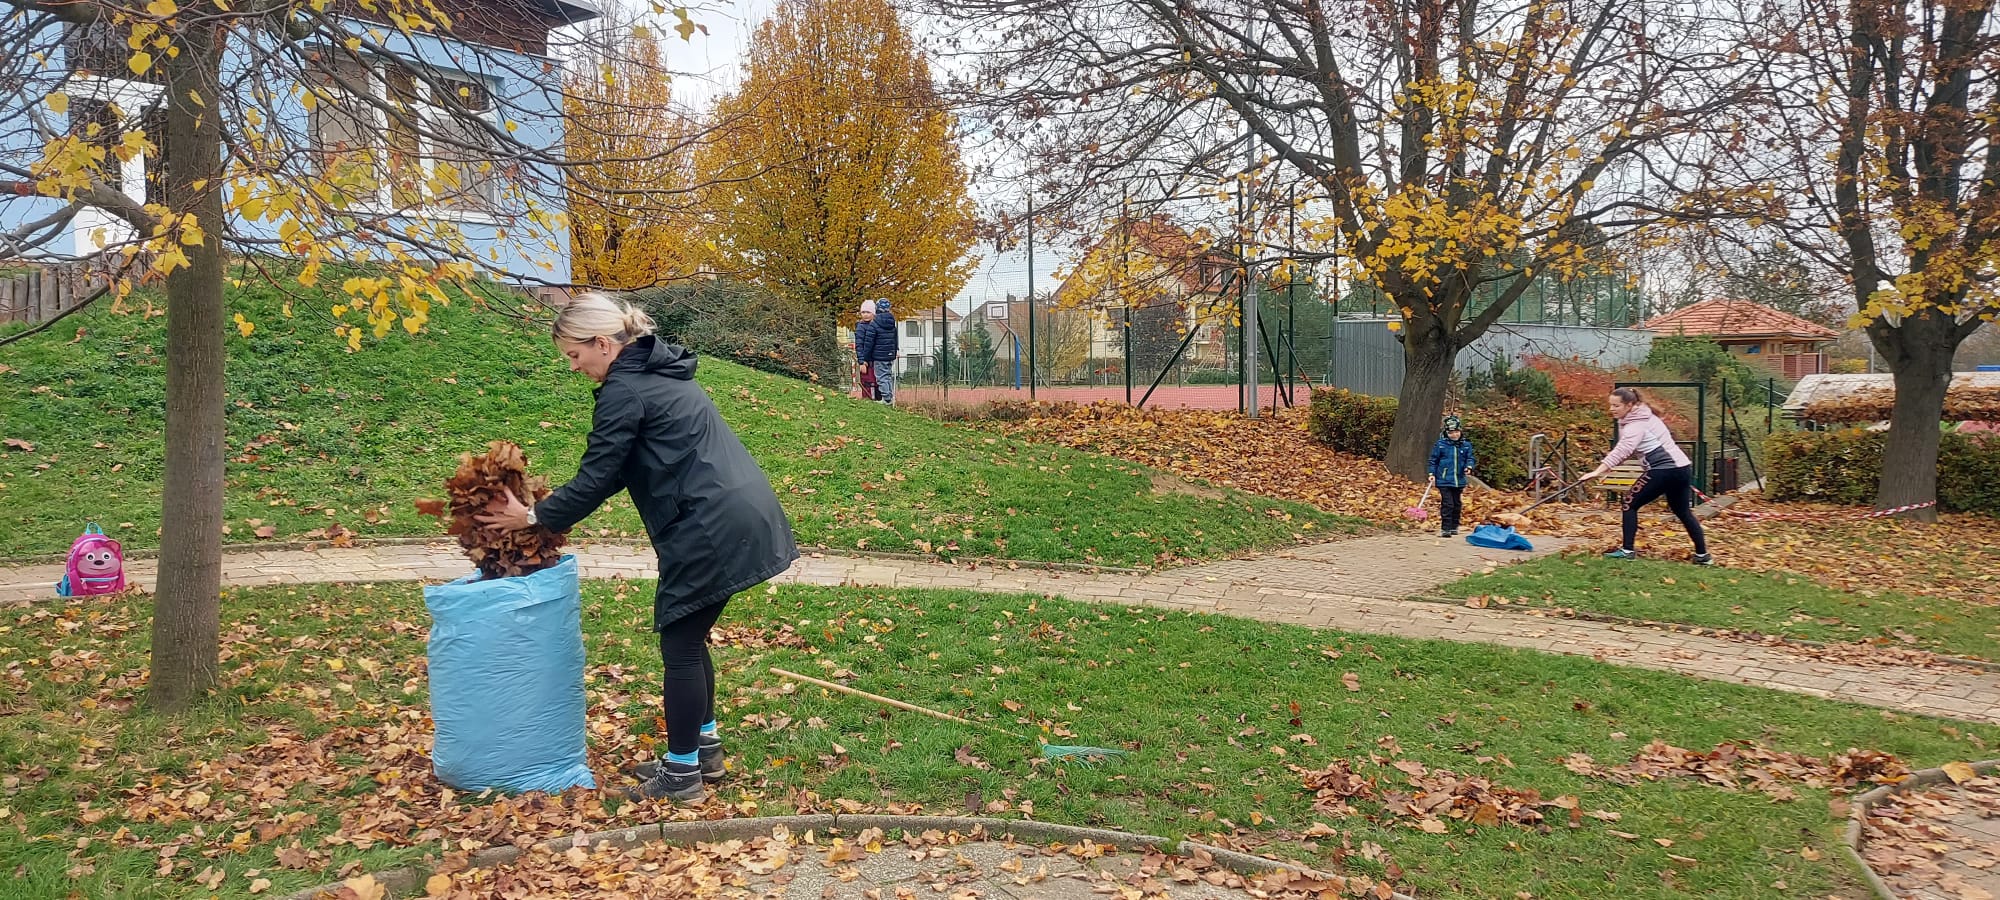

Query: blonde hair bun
left=552, top=292, right=656, bottom=345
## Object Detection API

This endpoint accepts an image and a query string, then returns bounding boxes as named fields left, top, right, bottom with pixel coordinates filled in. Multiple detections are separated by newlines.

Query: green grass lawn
left=6, top=580, right=1994, bottom=899
left=0, top=274, right=1347, bottom=564
left=1441, top=554, right=2000, bottom=661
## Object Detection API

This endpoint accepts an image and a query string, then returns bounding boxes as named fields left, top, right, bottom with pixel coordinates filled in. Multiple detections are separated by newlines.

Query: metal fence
left=877, top=301, right=1655, bottom=409
left=1325, top=319, right=1658, bottom=398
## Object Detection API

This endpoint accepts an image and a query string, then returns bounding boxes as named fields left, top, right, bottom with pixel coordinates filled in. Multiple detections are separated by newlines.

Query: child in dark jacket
left=1427, top=415, right=1477, bottom=537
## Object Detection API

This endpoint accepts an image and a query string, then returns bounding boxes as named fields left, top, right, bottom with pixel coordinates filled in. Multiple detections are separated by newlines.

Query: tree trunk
left=148, top=26, right=229, bottom=712
left=1870, top=308, right=1963, bottom=523
left=1386, top=325, right=1457, bottom=480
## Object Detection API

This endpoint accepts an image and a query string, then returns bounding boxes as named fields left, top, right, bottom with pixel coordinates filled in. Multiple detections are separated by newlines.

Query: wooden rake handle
left=770, top=667, right=1015, bottom=738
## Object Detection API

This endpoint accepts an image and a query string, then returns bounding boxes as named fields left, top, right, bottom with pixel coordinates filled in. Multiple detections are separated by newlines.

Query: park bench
left=1598, top=462, right=1645, bottom=503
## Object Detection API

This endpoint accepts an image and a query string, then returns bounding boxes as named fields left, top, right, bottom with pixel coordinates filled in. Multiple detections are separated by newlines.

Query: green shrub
left=1305, top=389, right=1398, bottom=458
left=1766, top=428, right=2000, bottom=517
left=1184, top=367, right=1239, bottom=385
left=1305, top=388, right=1530, bottom=487
left=633, top=279, right=841, bottom=384
left=1466, top=356, right=1558, bottom=409
left=1645, top=336, right=1776, bottom=401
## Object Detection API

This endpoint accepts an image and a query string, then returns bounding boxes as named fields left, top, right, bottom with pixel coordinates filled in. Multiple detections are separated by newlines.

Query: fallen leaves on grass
left=1563, top=739, right=1909, bottom=801
left=1295, top=752, right=1615, bottom=838
left=424, top=440, right=567, bottom=578
left=989, top=402, right=1602, bottom=533
left=1710, top=499, right=2000, bottom=606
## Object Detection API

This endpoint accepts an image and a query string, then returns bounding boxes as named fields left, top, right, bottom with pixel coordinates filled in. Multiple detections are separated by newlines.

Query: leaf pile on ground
left=1862, top=770, right=2000, bottom=900
left=1561, top=740, right=1909, bottom=803
left=425, top=440, right=566, bottom=579
left=987, top=401, right=1601, bottom=533
left=1802, top=384, right=2000, bottom=424
left=1295, top=750, right=1623, bottom=837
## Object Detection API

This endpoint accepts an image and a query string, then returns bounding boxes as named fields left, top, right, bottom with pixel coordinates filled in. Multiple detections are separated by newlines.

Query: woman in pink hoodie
left=1581, top=387, right=1713, bottom=565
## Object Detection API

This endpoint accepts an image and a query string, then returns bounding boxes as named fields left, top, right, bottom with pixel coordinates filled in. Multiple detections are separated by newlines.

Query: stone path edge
left=1841, top=756, right=2000, bottom=900
left=277, top=814, right=1416, bottom=900
left=0, top=536, right=1152, bottom=576
left=1402, top=591, right=2000, bottom=675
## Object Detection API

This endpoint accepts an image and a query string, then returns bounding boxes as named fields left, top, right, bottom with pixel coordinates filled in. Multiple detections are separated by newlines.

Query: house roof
left=1645, top=299, right=1841, bottom=342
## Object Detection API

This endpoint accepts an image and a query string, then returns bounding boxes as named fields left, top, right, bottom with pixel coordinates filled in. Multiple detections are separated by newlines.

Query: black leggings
left=1622, top=465, right=1708, bottom=555
left=658, top=601, right=726, bottom=756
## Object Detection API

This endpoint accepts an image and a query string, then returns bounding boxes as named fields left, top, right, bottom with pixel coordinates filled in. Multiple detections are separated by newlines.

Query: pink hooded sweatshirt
left=1601, top=404, right=1691, bottom=471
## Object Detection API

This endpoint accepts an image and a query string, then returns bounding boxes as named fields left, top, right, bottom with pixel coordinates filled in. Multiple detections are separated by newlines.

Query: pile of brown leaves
left=1802, top=385, right=2000, bottom=423
left=1561, top=739, right=1909, bottom=802
left=1295, top=751, right=1617, bottom=836
left=1863, top=771, right=2000, bottom=900
left=417, top=441, right=568, bottom=579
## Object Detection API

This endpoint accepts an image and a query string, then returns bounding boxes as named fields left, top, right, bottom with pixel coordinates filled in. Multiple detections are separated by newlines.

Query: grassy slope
left=5, top=581, right=1996, bottom=899
left=1442, top=555, right=2000, bottom=661
left=0, top=275, right=1347, bottom=564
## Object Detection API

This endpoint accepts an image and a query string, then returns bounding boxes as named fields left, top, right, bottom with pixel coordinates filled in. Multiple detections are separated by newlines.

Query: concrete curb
left=0, top=538, right=1150, bottom=578
left=1840, top=757, right=2000, bottom=900
left=278, top=813, right=1417, bottom=900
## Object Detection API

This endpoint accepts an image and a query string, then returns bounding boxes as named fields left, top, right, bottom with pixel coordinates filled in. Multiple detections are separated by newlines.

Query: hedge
left=1304, top=389, right=1528, bottom=487
left=1765, top=428, right=2000, bottom=517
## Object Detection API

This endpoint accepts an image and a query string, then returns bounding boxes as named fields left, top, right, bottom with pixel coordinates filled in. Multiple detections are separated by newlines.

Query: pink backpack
left=55, top=524, right=125, bottom=597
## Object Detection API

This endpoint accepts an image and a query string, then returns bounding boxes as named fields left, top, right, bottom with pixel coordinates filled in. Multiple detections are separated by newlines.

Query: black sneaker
left=632, top=735, right=726, bottom=784
left=626, top=759, right=706, bottom=803
left=1440, top=529, right=1458, bottom=538
left=1692, top=552, right=1715, bottom=566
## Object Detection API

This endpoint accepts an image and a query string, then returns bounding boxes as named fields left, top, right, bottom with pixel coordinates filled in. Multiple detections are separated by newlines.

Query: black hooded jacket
left=534, top=337, right=799, bottom=628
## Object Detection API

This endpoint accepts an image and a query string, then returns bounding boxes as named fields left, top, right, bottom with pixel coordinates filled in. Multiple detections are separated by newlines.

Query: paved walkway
left=5, top=533, right=1998, bottom=724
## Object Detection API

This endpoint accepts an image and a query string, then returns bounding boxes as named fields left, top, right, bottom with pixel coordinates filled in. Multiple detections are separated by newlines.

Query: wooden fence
left=0, top=259, right=128, bottom=326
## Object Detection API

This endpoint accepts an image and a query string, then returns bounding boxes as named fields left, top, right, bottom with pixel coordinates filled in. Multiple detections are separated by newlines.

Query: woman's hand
left=477, top=491, right=534, bottom=531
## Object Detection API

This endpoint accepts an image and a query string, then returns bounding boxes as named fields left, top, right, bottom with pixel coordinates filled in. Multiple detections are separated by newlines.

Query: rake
left=770, top=667, right=1126, bottom=765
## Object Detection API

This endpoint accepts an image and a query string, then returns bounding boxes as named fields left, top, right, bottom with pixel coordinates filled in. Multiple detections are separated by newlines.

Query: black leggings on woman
left=658, top=601, right=726, bottom=756
left=1622, top=464, right=1708, bottom=555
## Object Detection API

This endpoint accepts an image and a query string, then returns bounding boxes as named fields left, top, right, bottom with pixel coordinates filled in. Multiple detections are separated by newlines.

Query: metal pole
left=1241, top=176, right=1260, bottom=419
left=1026, top=196, right=1037, bottom=400
left=940, top=299, right=948, bottom=402
left=1767, top=377, right=1775, bottom=432
left=1287, top=188, right=1297, bottom=401
left=1122, top=188, right=1132, bottom=405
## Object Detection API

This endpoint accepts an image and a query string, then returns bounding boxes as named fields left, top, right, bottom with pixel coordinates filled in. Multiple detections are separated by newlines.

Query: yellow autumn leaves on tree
left=696, top=0, right=977, bottom=322
left=564, top=25, right=710, bottom=291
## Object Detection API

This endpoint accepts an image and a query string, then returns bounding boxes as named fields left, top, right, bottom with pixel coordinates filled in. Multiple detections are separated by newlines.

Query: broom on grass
left=770, top=667, right=1126, bottom=765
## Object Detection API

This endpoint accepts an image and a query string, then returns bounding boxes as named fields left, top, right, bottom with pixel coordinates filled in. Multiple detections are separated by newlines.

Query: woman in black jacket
left=481, top=293, right=799, bottom=802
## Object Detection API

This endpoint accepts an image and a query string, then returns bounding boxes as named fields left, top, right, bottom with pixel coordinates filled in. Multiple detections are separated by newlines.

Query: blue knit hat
left=1442, top=415, right=1462, bottom=434
left=875, top=298, right=891, bottom=315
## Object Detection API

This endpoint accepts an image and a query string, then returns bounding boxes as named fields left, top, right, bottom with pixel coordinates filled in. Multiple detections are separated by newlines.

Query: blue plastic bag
left=424, top=555, right=596, bottom=793
left=1465, top=524, right=1534, bottom=552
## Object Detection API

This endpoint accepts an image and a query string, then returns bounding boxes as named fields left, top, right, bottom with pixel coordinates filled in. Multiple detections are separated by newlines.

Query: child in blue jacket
left=1427, top=415, right=1477, bottom=537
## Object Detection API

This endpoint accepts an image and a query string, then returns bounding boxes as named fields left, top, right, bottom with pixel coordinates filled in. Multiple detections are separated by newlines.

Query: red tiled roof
left=1644, top=299, right=1840, bottom=342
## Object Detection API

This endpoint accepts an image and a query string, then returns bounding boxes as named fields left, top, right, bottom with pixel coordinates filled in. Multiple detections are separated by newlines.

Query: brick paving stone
left=5, top=533, right=1998, bottom=724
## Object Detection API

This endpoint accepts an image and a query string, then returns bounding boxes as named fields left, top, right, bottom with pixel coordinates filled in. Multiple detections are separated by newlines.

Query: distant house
left=1, top=0, right=596, bottom=280
left=1048, top=215, right=1269, bottom=371
left=1645, top=299, right=1841, bottom=380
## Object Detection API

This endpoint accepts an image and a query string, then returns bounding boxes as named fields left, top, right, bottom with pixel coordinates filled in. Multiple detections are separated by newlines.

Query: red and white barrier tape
left=1706, top=496, right=1938, bottom=522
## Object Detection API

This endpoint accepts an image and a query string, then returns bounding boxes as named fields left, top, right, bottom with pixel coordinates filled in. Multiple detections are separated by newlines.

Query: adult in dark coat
left=482, top=293, right=798, bottom=802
